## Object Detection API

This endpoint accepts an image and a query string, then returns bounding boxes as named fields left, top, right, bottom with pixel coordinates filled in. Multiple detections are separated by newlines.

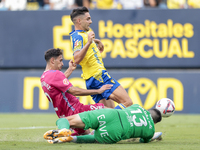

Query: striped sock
left=114, top=103, right=126, bottom=109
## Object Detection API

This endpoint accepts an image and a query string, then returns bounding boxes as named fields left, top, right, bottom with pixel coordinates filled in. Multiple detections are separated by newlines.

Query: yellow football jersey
left=70, top=29, right=106, bottom=80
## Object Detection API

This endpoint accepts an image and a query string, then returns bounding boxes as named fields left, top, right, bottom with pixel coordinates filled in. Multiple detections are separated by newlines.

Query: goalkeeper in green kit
left=44, top=104, right=162, bottom=144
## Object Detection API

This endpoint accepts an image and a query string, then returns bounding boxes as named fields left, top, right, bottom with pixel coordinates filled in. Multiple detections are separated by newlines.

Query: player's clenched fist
left=88, top=31, right=95, bottom=44
left=68, top=59, right=77, bottom=71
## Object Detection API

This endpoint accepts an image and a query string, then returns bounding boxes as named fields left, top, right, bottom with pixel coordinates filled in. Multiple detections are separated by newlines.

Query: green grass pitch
left=0, top=113, right=200, bottom=150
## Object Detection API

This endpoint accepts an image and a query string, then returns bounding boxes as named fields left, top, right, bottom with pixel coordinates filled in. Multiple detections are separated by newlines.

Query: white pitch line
left=0, top=126, right=56, bottom=130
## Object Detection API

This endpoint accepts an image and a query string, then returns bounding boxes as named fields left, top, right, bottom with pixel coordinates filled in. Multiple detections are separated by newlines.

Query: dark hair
left=70, top=6, right=89, bottom=23
left=149, top=109, right=162, bottom=124
left=44, top=48, right=63, bottom=62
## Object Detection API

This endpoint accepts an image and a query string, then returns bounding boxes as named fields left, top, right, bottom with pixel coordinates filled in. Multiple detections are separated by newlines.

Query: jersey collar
left=70, top=30, right=86, bottom=35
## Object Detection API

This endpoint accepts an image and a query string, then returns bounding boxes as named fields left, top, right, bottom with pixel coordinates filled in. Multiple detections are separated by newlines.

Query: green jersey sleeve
left=139, top=138, right=151, bottom=143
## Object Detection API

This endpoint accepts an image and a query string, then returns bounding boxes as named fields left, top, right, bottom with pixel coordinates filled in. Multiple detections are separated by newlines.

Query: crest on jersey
left=74, top=40, right=79, bottom=47
left=74, top=40, right=82, bottom=51
left=63, top=78, right=69, bottom=85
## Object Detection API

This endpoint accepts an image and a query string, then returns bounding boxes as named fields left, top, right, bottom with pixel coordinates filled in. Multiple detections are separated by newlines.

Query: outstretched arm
left=67, top=84, right=113, bottom=96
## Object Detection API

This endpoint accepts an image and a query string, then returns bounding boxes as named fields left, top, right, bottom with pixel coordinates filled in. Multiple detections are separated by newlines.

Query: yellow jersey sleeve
left=70, top=30, right=106, bottom=80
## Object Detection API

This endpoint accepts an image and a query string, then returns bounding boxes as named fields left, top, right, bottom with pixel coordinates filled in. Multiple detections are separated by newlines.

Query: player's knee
left=124, top=100, right=133, bottom=107
left=67, top=114, right=85, bottom=129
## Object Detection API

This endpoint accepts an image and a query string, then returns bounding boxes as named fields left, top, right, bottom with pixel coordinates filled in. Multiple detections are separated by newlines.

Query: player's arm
left=139, top=138, right=151, bottom=143
left=74, top=31, right=95, bottom=64
left=140, top=132, right=162, bottom=143
left=64, top=60, right=77, bottom=78
left=67, top=84, right=113, bottom=96
left=93, top=39, right=104, bottom=53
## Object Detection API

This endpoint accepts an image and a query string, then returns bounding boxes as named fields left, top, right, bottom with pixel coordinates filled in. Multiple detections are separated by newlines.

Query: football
left=155, top=98, right=175, bottom=117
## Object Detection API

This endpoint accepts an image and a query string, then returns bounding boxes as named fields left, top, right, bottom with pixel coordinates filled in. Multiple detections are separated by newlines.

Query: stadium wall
left=0, top=9, right=199, bottom=113
left=0, top=69, right=200, bottom=113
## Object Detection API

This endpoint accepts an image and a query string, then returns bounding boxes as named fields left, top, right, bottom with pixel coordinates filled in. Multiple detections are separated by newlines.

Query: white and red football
left=156, top=98, right=175, bottom=117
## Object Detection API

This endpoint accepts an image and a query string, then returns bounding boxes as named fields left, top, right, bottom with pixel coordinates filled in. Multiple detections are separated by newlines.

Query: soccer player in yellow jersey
left=69, top=7, right=133, bottom=109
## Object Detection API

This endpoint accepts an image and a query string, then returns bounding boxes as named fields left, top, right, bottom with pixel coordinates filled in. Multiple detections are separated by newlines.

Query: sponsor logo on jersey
left=63, top=78, right=69, bottom=85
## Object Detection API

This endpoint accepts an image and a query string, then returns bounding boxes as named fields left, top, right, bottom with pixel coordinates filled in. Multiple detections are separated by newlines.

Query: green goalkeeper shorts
left=78, top=108, right=124, bottom=144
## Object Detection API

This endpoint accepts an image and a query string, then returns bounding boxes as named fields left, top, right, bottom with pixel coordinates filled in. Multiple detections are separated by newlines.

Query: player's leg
left=66, top=102, right=104, bottom=136
left=54, top=115, right=84, bottom=130
left=108, top=85, right=133, bottom=108
left=99, top=98, right=115, bottom=108
left=43, top=119, right=71, bottom=140
left=80, top=103, right=105, bottom=111
left=86, top=70, right=132, bottom=109
left=101, top=70, right=133, bottom=108
left=85, top=71, right=116, bottom=108
left=47, top=135, right=96, bottom=144
left=71, top=128, right=90, bottom=136
left=86, top=79, right=114, bottom=108
left=71, top=103, right=105, bottom=136
left=43, top=114, right=83, bottom=140
left=43, top=128, right=71, bottom=140
left=45, top=111, right=97, bottom=144
left=56, top=109, right=120, bottom=144
left=54, top=114, right=97, bottom=143
left=54, top=131, right=162, bottom=144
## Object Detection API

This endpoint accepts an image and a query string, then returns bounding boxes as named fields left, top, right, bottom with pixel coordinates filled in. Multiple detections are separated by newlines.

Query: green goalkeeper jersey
left=79, top=104, right=155, bottom=144
left=119, top=104, right=155, bottom=143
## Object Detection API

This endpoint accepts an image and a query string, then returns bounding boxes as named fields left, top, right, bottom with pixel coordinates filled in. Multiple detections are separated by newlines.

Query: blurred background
left=0, top=0, right=200, bottom=114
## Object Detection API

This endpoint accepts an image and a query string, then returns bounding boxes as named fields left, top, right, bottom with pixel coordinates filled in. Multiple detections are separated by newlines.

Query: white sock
left=71, top=136, right=77, bottom=143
